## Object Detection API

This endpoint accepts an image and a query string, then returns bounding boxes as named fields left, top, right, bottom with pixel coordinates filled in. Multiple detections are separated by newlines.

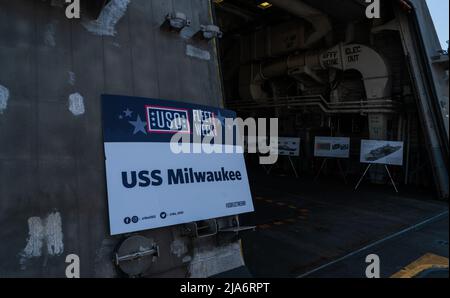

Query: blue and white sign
left=102, top=94, right=254, bottom=235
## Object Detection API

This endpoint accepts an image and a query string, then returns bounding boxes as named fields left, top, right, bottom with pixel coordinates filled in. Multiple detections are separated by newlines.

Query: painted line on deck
left=296, top=210, right=449, bottom=278
left=390, top=253, right=449, bottom=278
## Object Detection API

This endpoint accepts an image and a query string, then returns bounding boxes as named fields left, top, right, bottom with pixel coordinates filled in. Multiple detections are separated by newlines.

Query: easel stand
left=314, top=158, right=347, bottom=184
left=263, top=156, right=299, bottom=178
left=354, top=164, right=399, bottom=193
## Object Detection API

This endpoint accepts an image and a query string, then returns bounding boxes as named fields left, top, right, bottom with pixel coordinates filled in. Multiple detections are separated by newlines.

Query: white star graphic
left=123, top=108, right=133, bottom=118
left=129, top=115, right=147, bottom=135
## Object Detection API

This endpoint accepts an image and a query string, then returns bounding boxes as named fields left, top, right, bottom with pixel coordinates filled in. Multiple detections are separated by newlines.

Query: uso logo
left=146, top=105, right=190, bottom=134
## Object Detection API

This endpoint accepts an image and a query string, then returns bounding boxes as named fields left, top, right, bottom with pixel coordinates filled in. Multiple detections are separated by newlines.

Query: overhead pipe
left=216, top=3, right=257, bottom=22
left=321, top=43, right=391, bottom=100
left=238, top=0, right=332, bottom=100
left=227, top=95, right=400, bottom=114
left=269, top=0, right=332, bottom=47
left=240, top=43, right=391, bottom=102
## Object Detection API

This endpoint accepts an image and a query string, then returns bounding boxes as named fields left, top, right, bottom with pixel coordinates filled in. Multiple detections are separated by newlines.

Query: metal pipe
left=270, top=0, right=332, bottom=47
left=216, top=3, right=257, bottom=22
left=227, top=95, right=400, bottom=114
left=250, top=43, right=391, bottom=100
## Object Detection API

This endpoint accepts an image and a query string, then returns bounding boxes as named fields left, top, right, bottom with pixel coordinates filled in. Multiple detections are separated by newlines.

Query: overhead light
left=258, top=2, right=272, bottom=9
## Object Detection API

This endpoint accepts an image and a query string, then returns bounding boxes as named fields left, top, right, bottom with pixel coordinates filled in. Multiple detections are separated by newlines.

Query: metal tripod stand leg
left=288, top=156, right=299, bottom=178
left=355, top=164, right=372, bottom=190
left=314, top=158, right=328, bottom=181
left=266, top=163, right=276, bottom=174
left=337, top=159, right=348, bottom=184
left=384, top=165, right=399, bottom=193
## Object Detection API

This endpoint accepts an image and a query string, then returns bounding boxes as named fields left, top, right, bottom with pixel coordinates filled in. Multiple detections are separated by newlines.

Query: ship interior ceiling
left=214, top=0, right=434, bottom=190
left=213, top=0, right=448, bottom=277
left=215, top=0, right=433, bottom=191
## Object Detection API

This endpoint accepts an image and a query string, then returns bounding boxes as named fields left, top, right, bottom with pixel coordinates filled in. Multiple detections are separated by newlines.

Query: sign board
left=276, top=137, right=301, bottom=156
left=360, top=139, right=404, bottom=166
left=243, top=137, right=300, bottom=157
left=102, top=94, right=254, bottom=235
left=314, top=136, right=350, bottom=158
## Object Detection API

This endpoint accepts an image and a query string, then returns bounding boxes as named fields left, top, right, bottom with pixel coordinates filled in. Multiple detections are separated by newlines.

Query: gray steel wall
left=0, top=0, right=234, bottom=277
left=395, top=0, right=449, bottom=199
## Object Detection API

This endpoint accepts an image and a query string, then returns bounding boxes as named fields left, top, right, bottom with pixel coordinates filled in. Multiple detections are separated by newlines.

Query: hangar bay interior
left=0, top=0, right=448, bottom=278
left=214, top=0, right=448, bottom=194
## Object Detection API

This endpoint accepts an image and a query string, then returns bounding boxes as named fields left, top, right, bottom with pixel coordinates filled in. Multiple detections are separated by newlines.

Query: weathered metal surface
left=0, top=0, right=234, bottom=277
left=395, top=0, right=449, bottom=199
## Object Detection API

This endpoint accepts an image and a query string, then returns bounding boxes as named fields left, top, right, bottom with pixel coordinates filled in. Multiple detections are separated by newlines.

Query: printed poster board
left=102, top=94, right=254, bottom=235
left=314, top=136, right=350, bottom=158
left=360, top=139, right=404, bottom=166
left=243, top=137, right=300, bottom=157
left=276, top=137, right=301, bottom=156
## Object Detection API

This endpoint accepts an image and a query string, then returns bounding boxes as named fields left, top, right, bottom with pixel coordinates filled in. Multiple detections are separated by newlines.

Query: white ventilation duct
left=320, top=43, right=392, bottom=140
left=238, top=0, right=332, bottom=99
left=240, top=43, right=391, bottom=101
left=270, top=0, right=332, bottom=47
left=320, top=43, right=391, bottom=100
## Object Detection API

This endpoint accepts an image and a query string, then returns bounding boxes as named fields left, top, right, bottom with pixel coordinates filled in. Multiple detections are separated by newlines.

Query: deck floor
left=239, top=170, right=449, bottom=278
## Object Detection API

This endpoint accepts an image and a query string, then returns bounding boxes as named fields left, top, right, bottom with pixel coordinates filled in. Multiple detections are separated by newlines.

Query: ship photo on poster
left=360, top=140, right=404, bottom=166
left=245, top=137, right=301, bottom=156
left=276, top=137, right=301, bottom=156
